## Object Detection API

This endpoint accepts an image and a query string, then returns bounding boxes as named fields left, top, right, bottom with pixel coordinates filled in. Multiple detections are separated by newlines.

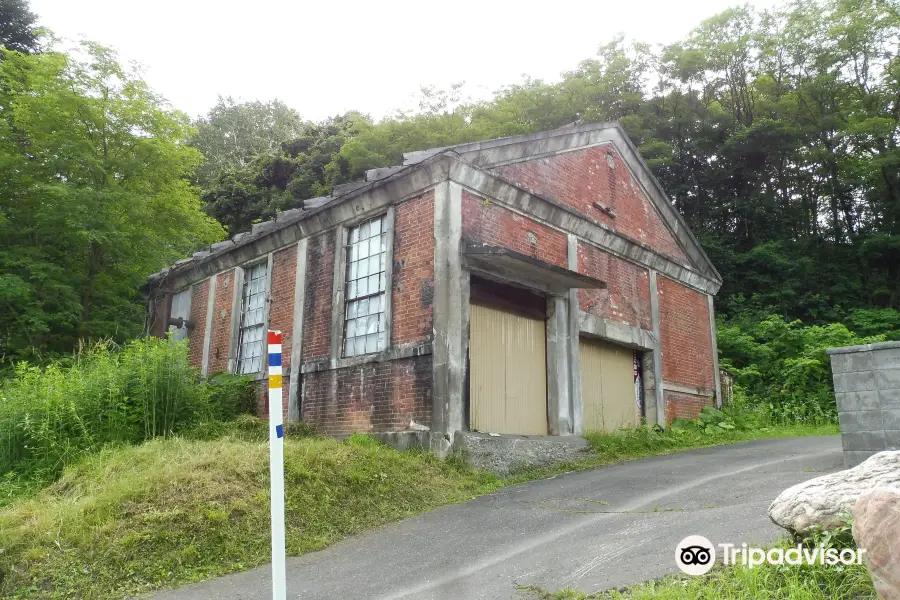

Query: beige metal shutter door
left=579, top=338, right=639, bottom=432
left=580, top=339, right=606, bottom=432
left=470, top=303, right=548, bottom=435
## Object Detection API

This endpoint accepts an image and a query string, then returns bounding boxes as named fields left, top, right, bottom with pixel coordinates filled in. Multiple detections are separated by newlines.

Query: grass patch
left=527, top=555, right=875, bottom=599
left=0, top=417, right=837, bottom=599
left=502, top=420, right=837, bottom=485
left=0, top=431, right=500, bottom=599
left=0, top=338, right=256, bottom=492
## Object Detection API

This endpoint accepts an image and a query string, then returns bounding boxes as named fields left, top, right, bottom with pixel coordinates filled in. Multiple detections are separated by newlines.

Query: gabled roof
left=405, top=122, right=721, bottom=284
left=148, top=122, right=720, bottom=292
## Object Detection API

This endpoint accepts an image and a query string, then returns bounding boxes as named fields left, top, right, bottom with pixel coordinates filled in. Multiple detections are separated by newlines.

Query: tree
left=190, top=97, right=304, bottom=189
left=192, top=0, right=900, bottom=324
left=0, top=0, right=38, bottom=54
left=200, top=112, right=368, bottom=233
left=0, top=42, right=223, bottom=365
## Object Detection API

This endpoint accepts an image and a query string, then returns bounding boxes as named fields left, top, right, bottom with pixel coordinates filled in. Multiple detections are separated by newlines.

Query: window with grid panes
left=343, top=215, right=388, bottom=357
left=237, top=261, right=268, bottom=374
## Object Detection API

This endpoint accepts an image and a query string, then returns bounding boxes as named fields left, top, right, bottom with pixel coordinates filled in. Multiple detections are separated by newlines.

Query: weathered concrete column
left=546, top=295, right=572, bottom=435
left=288, top=238, right=308, bottom=422
left=829, top=341, right=900, bottom=467
left=648, top=270, right=666, bottom=427
left=567, top=234, right=583, bottom=435
left=200, top=274, right=217, bottom=377
left=432, top=181, right=469, bottom=454
left=707, top=295, right=723, bottom=408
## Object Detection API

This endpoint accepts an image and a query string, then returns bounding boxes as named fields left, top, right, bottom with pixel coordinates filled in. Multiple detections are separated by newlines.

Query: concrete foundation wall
left=452, top=431, right=590, bottom=476
left=829, top=341, right=900, bottom=467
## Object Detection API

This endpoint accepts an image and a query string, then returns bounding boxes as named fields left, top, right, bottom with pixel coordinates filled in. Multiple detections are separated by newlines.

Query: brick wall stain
left=576, top=241, right=651, bottom=330
left=392, top=191, right=435, bottom=345
left=186, top=279, right=209, bottom=369
left=665, top=390, right=714, bottom=422
left=302, top=232, right=334, bottom=360
left=208, top=269, right=235, bottom=374
left=268, top=245, right=297, bottom=369
left=491, top=146, right=689, bottom=264
left=657, top=275, right=714, bottom=390
left=461, top=190, right=568, bottom=268
left=301, top=355, right=433, bottom=434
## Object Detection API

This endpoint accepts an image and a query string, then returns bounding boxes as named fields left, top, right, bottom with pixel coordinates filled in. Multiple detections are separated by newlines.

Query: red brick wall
left=301, top=355, right=432, bottom=434
left=392, top=192, right=435, bottom=345
left=254, top=247, right=298, bottom=419
left=208, top=269, right=236, bottom=374
left=302, top=232, right=335, bottom=360
left=665, top=390, right=713, bottom=421
left=268, top=245, right=297, bottom=370
left=658, top=275, right=713, bottom=389
left=255, top=378, right=290, bottom=423
left=577, top=241, right=651, bottom=330
left=491, top=146, right=689, bottom=264
left=187, top=279, right=209, bottom=369
left=461, top=190, right=568, bottom=268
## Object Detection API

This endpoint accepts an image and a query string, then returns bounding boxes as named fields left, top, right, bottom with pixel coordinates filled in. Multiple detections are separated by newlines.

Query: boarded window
left=343, top=216, right=388, bottom=357
left=237, top=261, right=268, bottom=374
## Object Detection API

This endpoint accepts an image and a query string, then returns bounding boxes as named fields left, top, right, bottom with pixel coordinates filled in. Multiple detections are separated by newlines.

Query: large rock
left=853, top=487, right=900, bottom=600
left=768, top=450, right=900, bottom=534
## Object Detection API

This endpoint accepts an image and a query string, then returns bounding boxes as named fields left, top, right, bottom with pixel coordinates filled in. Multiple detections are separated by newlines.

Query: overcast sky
left=30, top=0, right=777, bottom=122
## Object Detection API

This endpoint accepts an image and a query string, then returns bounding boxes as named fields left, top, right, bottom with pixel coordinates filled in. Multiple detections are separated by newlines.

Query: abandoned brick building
left=145, top=122, right=723, bottom=453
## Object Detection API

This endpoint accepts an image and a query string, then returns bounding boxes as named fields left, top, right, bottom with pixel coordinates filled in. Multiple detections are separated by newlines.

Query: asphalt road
left=150, top=436, right=842, bottom=600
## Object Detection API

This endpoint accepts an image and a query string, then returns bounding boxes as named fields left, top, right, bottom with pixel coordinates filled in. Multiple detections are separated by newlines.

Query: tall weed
left=0, top=338, right=248, bottom=481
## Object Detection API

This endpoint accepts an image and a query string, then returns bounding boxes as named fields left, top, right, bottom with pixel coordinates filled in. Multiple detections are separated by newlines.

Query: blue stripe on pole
left=269, top=353, right=282, bottom=367
left=276, top=424, right=284, bottom=439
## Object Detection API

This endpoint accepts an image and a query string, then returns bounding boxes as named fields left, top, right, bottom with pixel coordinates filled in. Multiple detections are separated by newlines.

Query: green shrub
left=718, top=315, right=884, bottom=425
left=846, top=308, right=900, bottom=341
left=0, top=338, right=253, bottom=483
left=207, top=372, right=258, bottom=420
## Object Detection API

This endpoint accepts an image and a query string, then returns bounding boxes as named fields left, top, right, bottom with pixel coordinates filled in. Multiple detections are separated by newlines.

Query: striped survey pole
left=267, top=330, right=287, bottom=600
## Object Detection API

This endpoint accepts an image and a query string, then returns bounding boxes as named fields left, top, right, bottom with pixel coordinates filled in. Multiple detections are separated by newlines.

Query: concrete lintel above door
left=462, top=240, right=606, bottom=295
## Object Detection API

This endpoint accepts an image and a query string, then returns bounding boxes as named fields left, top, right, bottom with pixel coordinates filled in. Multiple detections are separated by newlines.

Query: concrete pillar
left=432, top=181, right=469, bottom=453
left=288, top=238, right=308, bottom=422
left=200, top=274, right=217, bottom=377
left=546, top=295, right=571, bottom=435
left=567, top=234, right=583, bottom=435
left=641, top=351, right=657, bottom=424
left=707, top=294, right=723, bottom=409
left=648, top=270, right=666, bottom=427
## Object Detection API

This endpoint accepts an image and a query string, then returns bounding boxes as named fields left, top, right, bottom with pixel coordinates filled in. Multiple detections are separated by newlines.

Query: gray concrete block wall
left=829, top=341, right=900, bottom=468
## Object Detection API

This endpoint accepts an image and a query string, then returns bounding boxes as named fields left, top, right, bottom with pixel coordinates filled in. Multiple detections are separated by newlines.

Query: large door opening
left=579, top=337, right=640, bottom=433
left=468, top=278, right=548, bottom=436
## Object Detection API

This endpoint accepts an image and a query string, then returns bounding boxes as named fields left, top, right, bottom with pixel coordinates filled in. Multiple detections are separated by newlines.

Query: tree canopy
left=2, top=0, right=899, bottom=365
left=0, top=42, right=223, bottom=364
left=193, top=0, right=900, bottom=326
left=0, top=0, right=38, bottom=54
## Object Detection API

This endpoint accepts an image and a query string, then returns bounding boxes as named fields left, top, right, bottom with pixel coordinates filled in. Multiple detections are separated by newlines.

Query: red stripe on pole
left=268, top=330, right=283, bottom=344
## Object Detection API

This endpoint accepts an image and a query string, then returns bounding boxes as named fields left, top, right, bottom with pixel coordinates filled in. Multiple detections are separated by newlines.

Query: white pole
left=267, top=330, right=287, bottom=600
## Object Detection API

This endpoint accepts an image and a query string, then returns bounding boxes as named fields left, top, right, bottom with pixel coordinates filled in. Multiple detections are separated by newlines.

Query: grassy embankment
left=0, top=417, right=836, bottom=599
